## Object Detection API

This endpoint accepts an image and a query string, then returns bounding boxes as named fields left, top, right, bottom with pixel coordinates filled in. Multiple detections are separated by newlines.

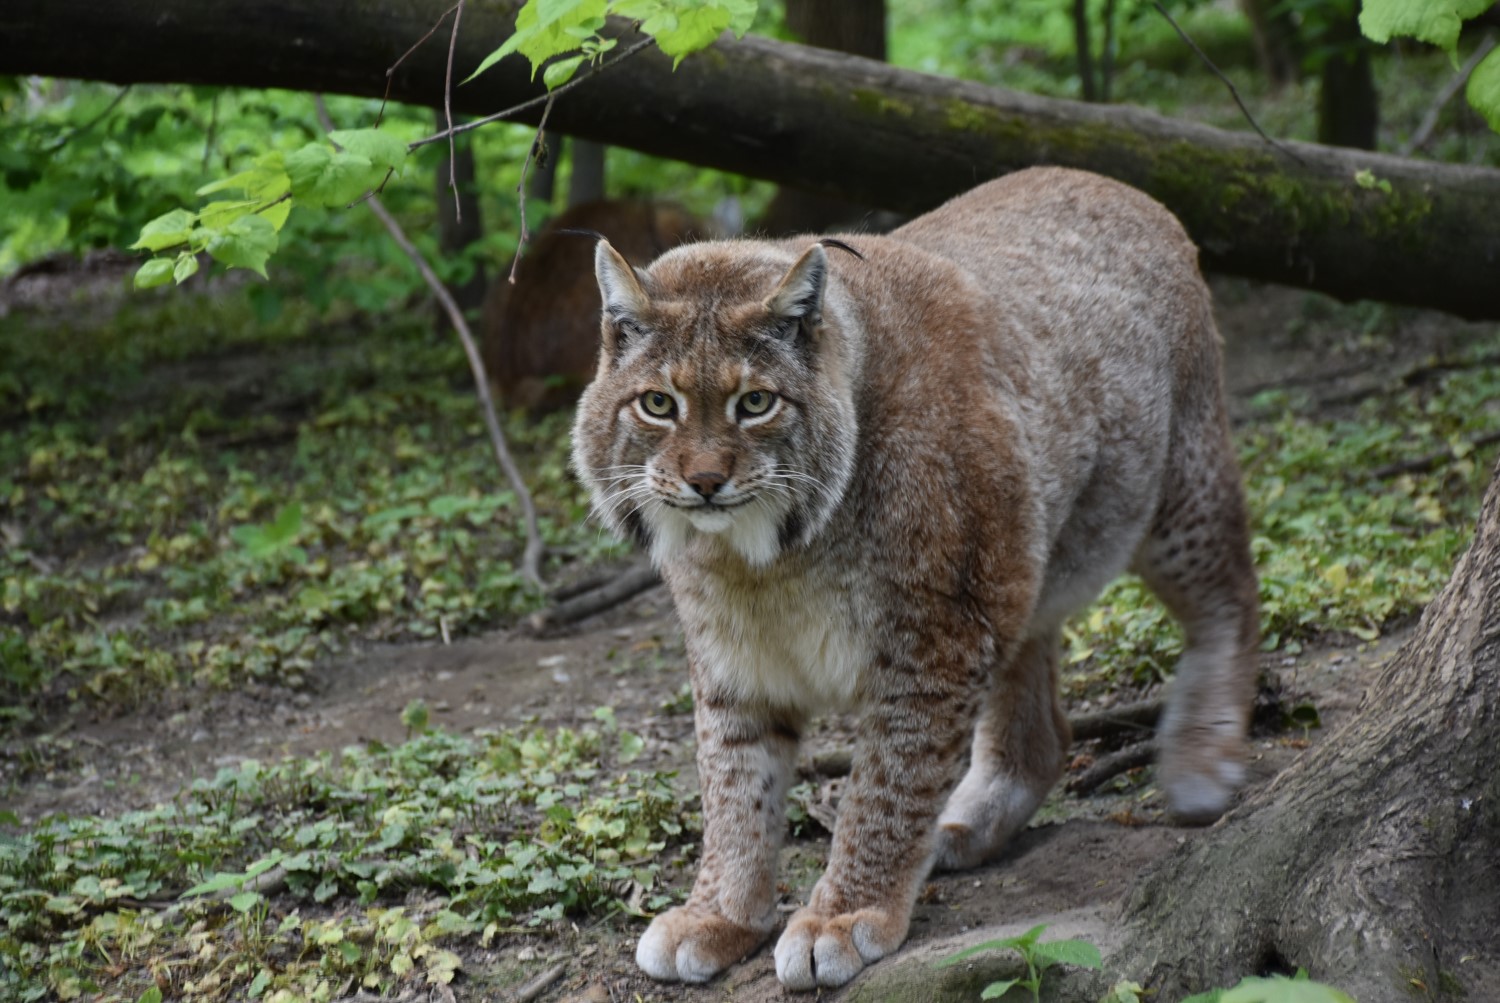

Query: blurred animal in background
left=480, top=200, right=709, bottom=415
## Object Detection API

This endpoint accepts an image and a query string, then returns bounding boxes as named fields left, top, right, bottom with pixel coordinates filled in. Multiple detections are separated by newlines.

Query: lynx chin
left=571, top=168, right=1259, bottom=990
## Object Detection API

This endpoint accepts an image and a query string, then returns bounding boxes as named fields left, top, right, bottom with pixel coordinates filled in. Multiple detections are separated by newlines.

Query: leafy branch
left=1360, top=0, right=1500, bottom=132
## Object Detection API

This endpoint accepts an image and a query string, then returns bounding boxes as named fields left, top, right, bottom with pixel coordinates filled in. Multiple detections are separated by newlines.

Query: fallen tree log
left=2, top=0, right=1498, bottom=318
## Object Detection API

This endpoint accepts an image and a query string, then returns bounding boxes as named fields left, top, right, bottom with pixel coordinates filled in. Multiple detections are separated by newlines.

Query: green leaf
left=543, top=53, right=588, bottom=89
left=181, top=870, right=247, bottom=898
left=206, top=214, right=278, bottom=278
left=475, top=0, right=606, bottom=81
left=980, top=978, right=1020, bottom=999
left=1030, top=937, right=1103, bottom=970
left=934, top=932, right=1030, bottom=967
left=1467, top=48, right=1500, bottom=133
left=1219, top=974, right=1357, bottom=1003
left=229, top=890, right=262, bottom=913
left=618, top=730, right=645, bottom=763
left=131, top=208, right=197, bottom=252
left=285, top=143, right=379, bottom=207
left=330, top=129, right=408, bottom=172
left=134, top=257, right=175, bottom=290
left=173, top=252, right=200, bottom=285
left=1099, top=979, right=1146, bottom=1003
left=135, top=989, right=164, bottom=1003
left=1358, top=0, right=1491, bottom=60
left=247, top=970, right=270, bottom=997
left=402, top=700, right=430, bottom=733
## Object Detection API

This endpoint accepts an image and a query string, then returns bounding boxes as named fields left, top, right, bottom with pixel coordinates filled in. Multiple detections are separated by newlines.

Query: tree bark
left=1108, top=459, right=1500, bottom=1001
left=758, top=0, right=888, bottom=235
left=3, top=0, right=1499, bottom=318
left=1317, top=10, right=1379, bottom=150
left=433, top=110, right=487, bottom=326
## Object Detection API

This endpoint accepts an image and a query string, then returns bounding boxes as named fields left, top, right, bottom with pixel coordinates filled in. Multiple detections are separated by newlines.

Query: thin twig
left=315, top=96, right=545, bottom=588
left=1371, top=429, right=1500, bottom=481
left=202, top=89, right=220, bottom=172
left=1151, top=1, right=1305, bottom=165
left=527, top=563, right=661, bottom=633
left=408, top=36, right=657, bottom=151
left=379, top=1, right=464, bottom=127
left=1402, top=33, right=1497, bottom=156
left=1068, top=699, right=1162, bottom=742
left=512, top=962, right=568, bottom=1003
left=46, top=84, right=131, bottom=152
left=1068, top=740, right=1156, bottom=795
left=443, top=0, right=466, bottom=223
left=509, top=92, right=557, bottom=284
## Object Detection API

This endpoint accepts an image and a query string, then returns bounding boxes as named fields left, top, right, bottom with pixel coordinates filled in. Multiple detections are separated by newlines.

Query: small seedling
left=936, top=923, right=1102, bottom=1001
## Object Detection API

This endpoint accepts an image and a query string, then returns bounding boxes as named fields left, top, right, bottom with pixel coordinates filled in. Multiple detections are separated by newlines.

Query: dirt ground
left=3, top=270, right=1488, bottom=1002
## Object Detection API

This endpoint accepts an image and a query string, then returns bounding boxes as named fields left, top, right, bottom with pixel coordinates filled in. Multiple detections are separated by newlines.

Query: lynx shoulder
left=571, top=167, right=1259, bottom=990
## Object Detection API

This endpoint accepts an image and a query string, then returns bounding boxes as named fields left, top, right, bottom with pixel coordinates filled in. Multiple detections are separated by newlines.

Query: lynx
left=571, top=167, right=1259, bottom=990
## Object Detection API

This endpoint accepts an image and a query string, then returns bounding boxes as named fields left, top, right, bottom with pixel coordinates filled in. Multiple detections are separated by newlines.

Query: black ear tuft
left=818, top=238, right=864, bottom=260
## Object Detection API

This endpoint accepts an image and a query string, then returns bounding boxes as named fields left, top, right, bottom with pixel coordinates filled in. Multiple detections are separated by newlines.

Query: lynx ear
left=594, top=239, right=649, bottom=322
left=765, top=245, right=827, bottom=334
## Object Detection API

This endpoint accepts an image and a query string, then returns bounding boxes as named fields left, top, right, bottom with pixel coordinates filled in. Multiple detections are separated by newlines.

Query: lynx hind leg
left=1132, top=424, right=1260, bottom=824
left=933, top=634, right=1070, bottom=871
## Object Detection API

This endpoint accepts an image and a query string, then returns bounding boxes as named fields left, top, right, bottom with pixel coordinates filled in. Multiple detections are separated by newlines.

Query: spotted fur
left=571, top=168, right=1260, bottom=989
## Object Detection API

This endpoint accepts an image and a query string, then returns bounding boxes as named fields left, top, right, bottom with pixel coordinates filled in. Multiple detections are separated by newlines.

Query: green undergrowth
left=0, top=712, right=694, bottom=1002
left=0, top=290, right=626, bottom=731
left=1063, top=325, right=1500, bottom=692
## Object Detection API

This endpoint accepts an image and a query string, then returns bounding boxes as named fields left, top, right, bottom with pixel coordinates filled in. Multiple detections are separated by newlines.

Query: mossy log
left=2, top=0, right=1498, bottom=318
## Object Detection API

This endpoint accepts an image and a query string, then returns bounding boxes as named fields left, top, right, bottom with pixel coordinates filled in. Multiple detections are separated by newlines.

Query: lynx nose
left=686, top=471, right=727, bottom=498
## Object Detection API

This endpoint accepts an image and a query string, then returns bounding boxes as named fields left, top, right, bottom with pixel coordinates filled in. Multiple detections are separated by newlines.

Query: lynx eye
left=737, top=390, right=776, bottom=418
left=640, top=390, right=676, bottom=418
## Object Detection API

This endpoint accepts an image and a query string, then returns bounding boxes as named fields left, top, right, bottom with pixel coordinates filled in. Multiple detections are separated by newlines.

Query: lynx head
left=570, top=238, right=861, bottom=569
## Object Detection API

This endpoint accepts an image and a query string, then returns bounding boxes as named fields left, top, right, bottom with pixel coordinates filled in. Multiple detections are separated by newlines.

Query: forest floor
left=4, top=261, right=1499, bottom=1003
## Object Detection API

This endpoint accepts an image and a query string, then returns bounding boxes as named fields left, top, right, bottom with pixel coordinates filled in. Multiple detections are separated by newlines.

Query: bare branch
left=1068, top=740, right=1156, bottom=795
left=46, top=84, right=131, bottom=152
left=408, top=36, right=657, bottom=152
left=379, top=0, right=463, bottom=126
left=315, top=96, right=546, bottom=589
left=1402, top=33, right=1497, bottom=156
left=1151, top=1, right=1305, bottom=165
left=509, top=92, right=556, bottom=284
left=444, top=0, right=466, bottom=222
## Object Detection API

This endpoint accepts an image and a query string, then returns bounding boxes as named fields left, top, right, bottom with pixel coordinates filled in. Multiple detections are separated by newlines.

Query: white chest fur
left=676, top=562, right=871, bottom=713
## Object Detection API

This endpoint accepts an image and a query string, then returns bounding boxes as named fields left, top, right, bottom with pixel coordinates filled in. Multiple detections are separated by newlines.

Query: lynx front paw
left=772, top=906, right=907, bottom=990
left=636, top=906, right=769, bottom=983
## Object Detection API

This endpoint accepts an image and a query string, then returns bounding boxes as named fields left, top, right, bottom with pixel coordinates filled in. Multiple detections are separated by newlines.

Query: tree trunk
left=1073, top=0, right=1098, bottom=102
left=433, top=109, right=486, bottom=326
left=1109, top=458, right=1500, bottom=1001
left=759, top=0, right=888, bottom=235
left=784, top=0, right=885, bottom=61
left=529, top=133, right=562, bottom=204
left=3, top=0, right=1500, bottom=318
left=567, top=139, right=607, bottom=207
left=1317, top=11, right=1379, bottom=150
left=1238, top=0, right=1300, bottom=90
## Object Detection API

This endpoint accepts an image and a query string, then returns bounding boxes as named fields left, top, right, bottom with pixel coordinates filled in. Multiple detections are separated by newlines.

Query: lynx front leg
left=932, top=633, right=1070, bottom=870
left=636, top=682, right=800, bottom=983
left=773, top=665, right=976, bottom=989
